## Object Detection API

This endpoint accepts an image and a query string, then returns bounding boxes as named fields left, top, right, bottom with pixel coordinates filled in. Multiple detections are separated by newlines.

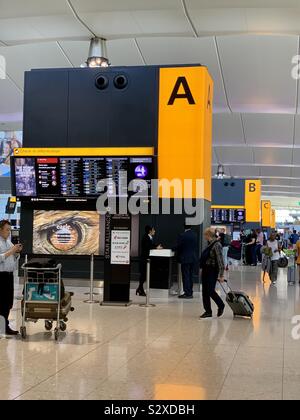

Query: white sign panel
left=111, top=230, right=131, bottom=265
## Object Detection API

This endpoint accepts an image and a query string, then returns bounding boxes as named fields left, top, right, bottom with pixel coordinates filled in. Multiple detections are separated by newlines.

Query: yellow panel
left=245, top=180, right=261, bottom=222
left=261, top=200, right=271, bottom=227
left=271, top=208, right=276, bottom=229
left=13, top=147, right=154, bottom=157
left=9, top=196, right=17, bottom=203
left=158, top=66, right=213, bottom=199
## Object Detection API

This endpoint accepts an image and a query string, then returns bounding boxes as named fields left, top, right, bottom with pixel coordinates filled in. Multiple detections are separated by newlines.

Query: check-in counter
left=149, top=249, right=175, bottom=290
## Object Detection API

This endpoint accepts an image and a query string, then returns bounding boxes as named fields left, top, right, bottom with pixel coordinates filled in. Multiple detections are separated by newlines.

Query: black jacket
left=174, top=229, right=198, bottom=265
left=140, top=233, right=156, bottom=261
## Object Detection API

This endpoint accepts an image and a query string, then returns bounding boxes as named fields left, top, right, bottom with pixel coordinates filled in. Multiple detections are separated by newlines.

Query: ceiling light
left=215, top=164, right=227, bottom=179
left=86, top=37, right=110, bottom=68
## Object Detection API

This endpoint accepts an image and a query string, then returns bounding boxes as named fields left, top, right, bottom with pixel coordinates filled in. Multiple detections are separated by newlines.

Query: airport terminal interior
left=1, top=0, right=300, bottom=402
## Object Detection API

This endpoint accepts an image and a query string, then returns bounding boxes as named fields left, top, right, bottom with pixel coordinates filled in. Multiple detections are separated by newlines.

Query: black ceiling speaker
left=114, top=75, right=128, bottom=90
left=95, top=75, right=109, bottom=90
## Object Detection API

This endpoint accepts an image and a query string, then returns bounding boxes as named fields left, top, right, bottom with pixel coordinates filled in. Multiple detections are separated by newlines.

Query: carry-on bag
left=219, top=280, right=254, bottom=318
left=287, top=265, right=296, bottom=285
left=277, top=251, right=288, bottom=268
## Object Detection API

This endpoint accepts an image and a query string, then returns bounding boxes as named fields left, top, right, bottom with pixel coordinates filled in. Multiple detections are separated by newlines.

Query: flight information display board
left=211, top=208, right=245, bottom=224
left=11, top=156, right=155, bottom=201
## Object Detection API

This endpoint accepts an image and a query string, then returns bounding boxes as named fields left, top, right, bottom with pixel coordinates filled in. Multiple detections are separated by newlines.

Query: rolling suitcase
left=219, top=280, right=254, bottom=318
left=287, top=265, right=296, bottom=285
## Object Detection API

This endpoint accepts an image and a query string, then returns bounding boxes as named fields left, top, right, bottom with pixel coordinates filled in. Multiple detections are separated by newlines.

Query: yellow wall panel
left=245, top=180, right=261, bottom=222
left=158, top=66, right=213, bottom=199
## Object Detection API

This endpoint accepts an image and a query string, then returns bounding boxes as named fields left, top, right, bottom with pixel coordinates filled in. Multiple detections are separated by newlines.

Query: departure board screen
left=11, top=156, right=155, bottom=201
left=106, top=157, right=129, bottom=197
left=82, top=158, right=106, bottom=196
left=211, top=208, right=245, bottom=224
left=60, top=158, right=82, bottom=197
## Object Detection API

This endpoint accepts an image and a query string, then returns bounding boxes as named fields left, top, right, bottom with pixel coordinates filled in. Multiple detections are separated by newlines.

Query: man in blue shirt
left=289, top=230, right=299, bottom=249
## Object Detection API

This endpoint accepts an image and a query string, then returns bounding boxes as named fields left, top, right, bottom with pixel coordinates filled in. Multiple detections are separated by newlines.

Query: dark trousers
left=256, top=244, right=262, bottom=263
left=202, top=267, right=224, bottom=314
left=138, top=260, right=147, bottom=290
left=251, top=245, right=257, bottom=265
left=181, top=263, right=194, bottom=297
left=0, top=272, right=14, bottom=330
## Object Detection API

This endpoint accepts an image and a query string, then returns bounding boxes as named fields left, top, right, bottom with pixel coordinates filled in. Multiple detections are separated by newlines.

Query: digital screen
left=12, top=156, right=155, bottom=200
left=211, top=208, right=245, bottom=224
left=36, top=158, right=60, bottom=196
left=233, top=232, right=240, bottom=241
left=60, top=158, right=82, bottom=197
left=82, top=158, right=106, bottom=196
left=106, top=157, right=129, bottom=197
left=14, top=158, right=36, bottom=197
left=33, top=210, right=100, bottom=255
left=129, top=157, right=153, bottom=197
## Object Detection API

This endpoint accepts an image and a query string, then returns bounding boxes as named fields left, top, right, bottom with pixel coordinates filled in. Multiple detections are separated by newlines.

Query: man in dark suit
left=174, top=224, right=198, bottom=299
left=137, top=225, right=161, bottom=296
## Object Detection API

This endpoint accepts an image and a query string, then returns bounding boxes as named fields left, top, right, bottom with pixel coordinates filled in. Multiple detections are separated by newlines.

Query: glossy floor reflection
left=1, top=266, right=300, bottom=400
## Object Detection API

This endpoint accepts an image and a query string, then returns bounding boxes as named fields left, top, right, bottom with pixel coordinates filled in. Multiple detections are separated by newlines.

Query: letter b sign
left=249, top=183, right=256, bottom=192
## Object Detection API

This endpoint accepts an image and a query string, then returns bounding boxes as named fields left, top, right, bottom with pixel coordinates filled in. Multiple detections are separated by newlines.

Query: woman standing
left=199, top=228, right=225, bottom=319
left=267, top=232, right=280, bottom=284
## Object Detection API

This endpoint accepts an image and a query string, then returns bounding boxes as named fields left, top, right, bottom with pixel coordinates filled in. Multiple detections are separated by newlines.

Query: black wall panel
left=67, top=69, right=111, bottom=147
left=23, top=66, right=158, bottom=149
left=23, top=69, right=69, bottom=147
left=212, top=179, right=245, bottom=207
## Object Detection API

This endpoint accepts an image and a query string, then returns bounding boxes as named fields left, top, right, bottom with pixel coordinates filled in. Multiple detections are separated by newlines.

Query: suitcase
left=219, top=280, right=254, bottom=318
left=287, top=265, right=296, bottom=285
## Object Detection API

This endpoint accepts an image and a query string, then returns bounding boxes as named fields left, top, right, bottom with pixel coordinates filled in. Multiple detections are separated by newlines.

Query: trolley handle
left=21, top=263, right=62, bottom=271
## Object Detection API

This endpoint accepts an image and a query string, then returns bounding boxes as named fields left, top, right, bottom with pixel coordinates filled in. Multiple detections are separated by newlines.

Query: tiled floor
left=1, top=266, right=300, bottom=400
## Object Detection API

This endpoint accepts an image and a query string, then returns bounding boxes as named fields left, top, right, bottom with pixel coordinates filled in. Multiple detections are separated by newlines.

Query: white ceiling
left=1, top=0, right=300, bottom=206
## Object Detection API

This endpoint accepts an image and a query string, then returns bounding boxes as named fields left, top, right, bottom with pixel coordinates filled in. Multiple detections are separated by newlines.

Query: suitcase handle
left=218, top=279, right=236, bottom=299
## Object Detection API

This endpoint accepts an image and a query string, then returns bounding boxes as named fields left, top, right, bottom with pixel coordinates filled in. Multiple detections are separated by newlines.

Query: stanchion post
left=140, top=258, right=155, bottom=307
left=177, top=262, right=183, bottom=295
left=84, top=254, right=100, bottom=304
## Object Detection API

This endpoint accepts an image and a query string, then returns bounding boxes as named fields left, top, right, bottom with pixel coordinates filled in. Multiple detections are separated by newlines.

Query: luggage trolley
left=21, top=262, right=73, bottom=341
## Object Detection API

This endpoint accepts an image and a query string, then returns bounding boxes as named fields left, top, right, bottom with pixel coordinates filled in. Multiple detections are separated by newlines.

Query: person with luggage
left=199, top=228, right=225, bottom=319
left=0, top=220, right=22, bottom=336
left=267, top=232, right=280, bottom=284
left=173, top=224, right=198, bottom=299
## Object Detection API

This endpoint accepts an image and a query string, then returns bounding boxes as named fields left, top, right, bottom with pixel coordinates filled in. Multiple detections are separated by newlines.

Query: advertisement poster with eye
left=33, top=210, right=100, bottom=255
left=110, top=230, right=131, bottom=265
left=0, top=131, right=22, bottom=177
